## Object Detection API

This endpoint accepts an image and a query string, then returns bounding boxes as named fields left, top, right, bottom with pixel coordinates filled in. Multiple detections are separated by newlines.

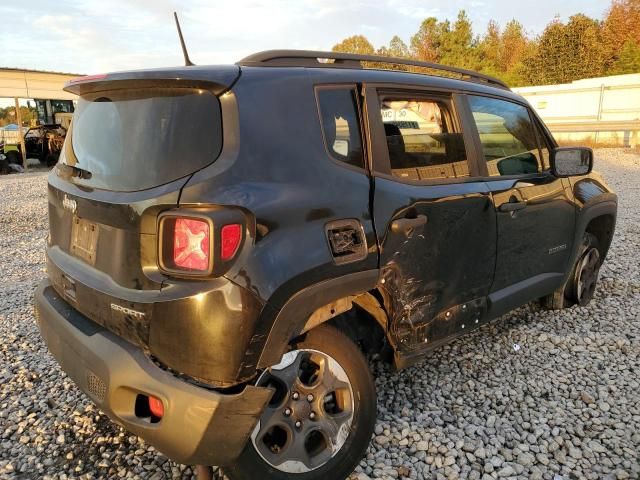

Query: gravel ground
left=0, top=150, right=639, bottom=480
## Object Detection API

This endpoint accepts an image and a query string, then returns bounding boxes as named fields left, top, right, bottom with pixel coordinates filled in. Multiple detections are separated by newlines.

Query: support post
left=594, top=84, right=605, bottom=144
left=14, top=97, right=27, bottom=171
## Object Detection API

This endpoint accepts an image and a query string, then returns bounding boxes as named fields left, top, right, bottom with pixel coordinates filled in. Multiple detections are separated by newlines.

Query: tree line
left=332, top=0, right=640, bottom=86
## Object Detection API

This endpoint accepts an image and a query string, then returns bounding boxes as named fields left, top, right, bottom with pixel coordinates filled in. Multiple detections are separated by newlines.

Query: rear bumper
left=45, top=247, right=267, bottom=387
left=35, top=279, right=272, bottom=466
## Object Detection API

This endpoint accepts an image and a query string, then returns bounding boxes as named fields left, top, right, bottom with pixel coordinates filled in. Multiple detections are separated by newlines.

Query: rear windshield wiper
left=57, top=163, right=92, bottom=180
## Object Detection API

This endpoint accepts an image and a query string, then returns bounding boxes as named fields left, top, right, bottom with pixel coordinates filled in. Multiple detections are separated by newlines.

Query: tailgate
left=46, top=173, right=183, bottom=345
left=45, top=65, right=239, bottom=343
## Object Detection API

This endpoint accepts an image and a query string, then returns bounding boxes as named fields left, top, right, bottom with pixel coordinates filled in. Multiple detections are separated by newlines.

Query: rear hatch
left=46, top=66, right=239, bottom=345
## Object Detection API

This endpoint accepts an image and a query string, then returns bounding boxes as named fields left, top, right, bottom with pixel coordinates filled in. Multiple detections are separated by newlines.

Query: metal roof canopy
left=0, top=68, right=81, bottom=100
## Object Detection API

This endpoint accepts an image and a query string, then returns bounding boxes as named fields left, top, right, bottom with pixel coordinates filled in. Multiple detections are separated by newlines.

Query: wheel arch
left=542, top=195, right=617, bottom=310
left=256, top=270, right=392, bottom=369
left=574, top=194, right=617, bottom=266
left=584, top=213, right=615, bottom=261
left=321, top=292, right=390, bottom=357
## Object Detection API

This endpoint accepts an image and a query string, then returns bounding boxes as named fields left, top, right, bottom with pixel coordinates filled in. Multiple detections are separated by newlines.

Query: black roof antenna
left=173, top=11, right=194, bottom=66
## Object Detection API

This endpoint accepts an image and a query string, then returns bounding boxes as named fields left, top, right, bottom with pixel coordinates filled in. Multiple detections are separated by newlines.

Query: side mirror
left=551, top=147, right=593, bottom=177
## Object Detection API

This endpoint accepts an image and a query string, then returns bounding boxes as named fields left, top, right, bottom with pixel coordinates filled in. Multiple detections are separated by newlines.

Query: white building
left=513, top=73, right=640, bottom=147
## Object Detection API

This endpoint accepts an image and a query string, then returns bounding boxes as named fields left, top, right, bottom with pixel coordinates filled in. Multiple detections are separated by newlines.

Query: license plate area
left=71, top=217, right=99, bottom=265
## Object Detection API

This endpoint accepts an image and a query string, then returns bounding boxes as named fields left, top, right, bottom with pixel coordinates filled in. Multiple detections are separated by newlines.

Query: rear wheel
left=543, top=233, right=601, bottom=309
left=224, top=325, right=376, bottom=480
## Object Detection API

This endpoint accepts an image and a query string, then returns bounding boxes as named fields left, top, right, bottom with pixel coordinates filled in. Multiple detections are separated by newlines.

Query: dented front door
left=363, top=86, right=497, bottom=358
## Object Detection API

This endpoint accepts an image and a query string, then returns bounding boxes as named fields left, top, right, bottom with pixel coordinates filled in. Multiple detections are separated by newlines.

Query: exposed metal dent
left=298, top=292, right=392, bottom=351
left=256, top=270, right=380, bottom=370
left=380, top=262, right=436, bottom=331
left=352, top=292, right=389, bottom=332
left=301, top=296, right=354, bottom=334
left=380, top=258, right=488, bottom=363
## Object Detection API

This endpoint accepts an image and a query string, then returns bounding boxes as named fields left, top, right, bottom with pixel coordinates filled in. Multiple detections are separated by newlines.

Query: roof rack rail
left=238, top=50, right=509, bottom=89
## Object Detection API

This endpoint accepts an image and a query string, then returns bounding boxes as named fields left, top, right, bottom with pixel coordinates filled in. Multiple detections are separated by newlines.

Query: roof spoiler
left=64, top=65, right=240, bottom=96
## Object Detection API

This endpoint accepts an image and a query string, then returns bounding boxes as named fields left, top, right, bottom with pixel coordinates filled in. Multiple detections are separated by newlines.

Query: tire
left=542, top=233, right=601, bottom=309
left=566, top=233, right=601, bottom=306
left=5, top=150, right=21, bottom=166
left=223, top=324, right=376, bottom=480
left=0, top=158, right=9, bottom=175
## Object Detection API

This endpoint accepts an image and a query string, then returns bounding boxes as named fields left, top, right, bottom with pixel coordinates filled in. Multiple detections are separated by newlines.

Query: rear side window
left=468, top=95, right=543, bottom=176
left=317, top=88, right=365, bottom=169
left=379, top=97, right=468, bottom=181
left=64, top=87, right=222, bottom=192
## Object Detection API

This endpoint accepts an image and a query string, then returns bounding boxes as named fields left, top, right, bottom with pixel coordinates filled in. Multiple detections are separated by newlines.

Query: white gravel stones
left=0, top=149, right=639, bottom=479
left=353, top=149, right=640, bottom=480
left=0, top=168, right=219, bottom=479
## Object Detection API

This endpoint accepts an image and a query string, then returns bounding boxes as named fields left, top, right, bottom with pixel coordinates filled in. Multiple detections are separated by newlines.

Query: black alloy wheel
left=224, top=324, right=376, bottom=480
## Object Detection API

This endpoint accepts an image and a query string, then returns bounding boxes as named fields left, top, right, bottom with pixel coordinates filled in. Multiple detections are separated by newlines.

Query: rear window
left=379, top=96, right=468, bottom=181
left=317, top=87, right=365, bottom=169
left=62, top=87, right=222, bottom=191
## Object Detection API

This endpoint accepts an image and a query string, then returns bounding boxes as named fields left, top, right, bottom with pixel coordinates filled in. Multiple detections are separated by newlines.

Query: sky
left=1, top=0, right=611, bottom=75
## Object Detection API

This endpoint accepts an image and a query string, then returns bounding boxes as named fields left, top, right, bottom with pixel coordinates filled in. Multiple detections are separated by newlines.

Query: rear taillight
left=158, top=211, right=245, bottom=277
left=159, top=214, right=214, bottom=275
left=221, top=224, right=242, bottom=261
left=173, top=218, right=210, bottom=271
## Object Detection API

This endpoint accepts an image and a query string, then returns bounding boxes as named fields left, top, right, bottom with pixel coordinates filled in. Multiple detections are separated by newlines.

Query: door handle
left=391, top=215, right=428, bottom=236
left=499, top=201, right=527, bottom=212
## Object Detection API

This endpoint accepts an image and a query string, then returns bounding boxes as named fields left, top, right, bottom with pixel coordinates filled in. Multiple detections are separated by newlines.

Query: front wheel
left=224, top=324, right=376, bottom=480
left=567, top=233, right=601, bottom=306
left=543, top=233, right=601, bottom=309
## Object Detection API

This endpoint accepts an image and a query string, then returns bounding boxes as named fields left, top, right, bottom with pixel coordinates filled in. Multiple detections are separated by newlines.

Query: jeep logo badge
left=62, top=195, right=77, bottom=214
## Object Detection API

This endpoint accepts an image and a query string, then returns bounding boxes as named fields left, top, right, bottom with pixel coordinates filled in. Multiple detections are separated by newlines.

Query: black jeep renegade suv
left=35, top=50, right=617, bottom=479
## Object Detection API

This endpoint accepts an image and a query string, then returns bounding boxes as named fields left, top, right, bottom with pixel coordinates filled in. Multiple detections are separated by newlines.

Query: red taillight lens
left=220, top=224, right=242, bottom=261
left=159, top=212, right=244, bottom=276
left=148, top=396, right=164, bottom=418
left=173, top=218, right=210, bottom=271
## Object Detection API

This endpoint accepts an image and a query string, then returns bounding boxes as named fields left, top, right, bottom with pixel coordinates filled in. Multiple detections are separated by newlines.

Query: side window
left=468, top=95, right=543, bottom=176
left=317, top=88, right=365, bottom=169
left=379, top=97, right=468, bottom=181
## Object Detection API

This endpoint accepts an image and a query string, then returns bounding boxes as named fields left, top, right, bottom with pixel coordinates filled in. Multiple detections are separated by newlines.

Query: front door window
left=468, top=95, right=545, bottom=176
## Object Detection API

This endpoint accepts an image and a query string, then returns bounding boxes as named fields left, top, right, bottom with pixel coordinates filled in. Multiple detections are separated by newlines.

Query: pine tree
left=439, top=11, right=478, bottom=70
left=611, top=40, right=640, bottom=73
left=410, top=17, right=445, bottom=62
left=603, top=0, right=640, bottom=67
left=522, top=15, right=605, bottom=85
